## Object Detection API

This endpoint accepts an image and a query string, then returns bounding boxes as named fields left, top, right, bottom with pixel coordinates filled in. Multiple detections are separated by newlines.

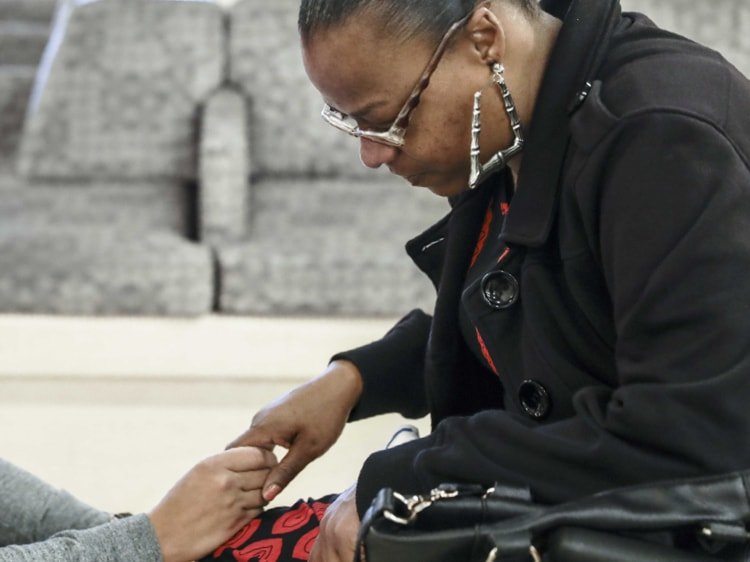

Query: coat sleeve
left=0, top=459, right=162, bottom=561
left=331, top=308, right=432, bottom=421
left=354, top=112, right=750, bottom=516
left=0, top=516, right=162, bottom=562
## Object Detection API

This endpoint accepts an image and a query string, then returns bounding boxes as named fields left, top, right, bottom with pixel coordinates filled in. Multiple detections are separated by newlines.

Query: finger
left=216, top=447, right=276, bottom=472
left=239, top=489, right=266, bottom=510
left=261, top=446, right=312, bottom=501
left=226, top=426, right=278, bottom=451
left=244, top=508, right=263, bottom=520
left=232, top=448, right=278, bottom=472
left=237, top=468, right=270, bottom=492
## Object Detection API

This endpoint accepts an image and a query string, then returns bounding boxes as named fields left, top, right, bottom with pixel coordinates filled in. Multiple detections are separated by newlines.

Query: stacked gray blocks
left=218, top=177, right=444, bottom=316
left=0, top=0, right=56, bottom=169
left=0, top=0, right=58, bottom=21
left=0, top=65, right=35, bottom=169
left=0, top=21, right=49, bottom=66
left=16, top=0, right=225, bottom=180
left=0, top=0, right=223, bottom=316
left=0, top=229, right=211, bottom=315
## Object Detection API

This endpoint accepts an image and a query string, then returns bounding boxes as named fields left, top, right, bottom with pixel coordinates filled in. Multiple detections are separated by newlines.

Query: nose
left=359, top=138, right=398, bottom=169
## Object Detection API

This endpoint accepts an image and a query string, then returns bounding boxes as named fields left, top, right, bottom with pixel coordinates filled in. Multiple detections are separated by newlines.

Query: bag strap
left=486, top=470, right=750, bottom=539
left=479, top=470, right=750, bottom=560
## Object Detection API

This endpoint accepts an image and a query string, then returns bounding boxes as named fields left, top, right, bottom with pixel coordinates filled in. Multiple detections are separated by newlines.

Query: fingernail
left=263, top=484, right=281, bottom=502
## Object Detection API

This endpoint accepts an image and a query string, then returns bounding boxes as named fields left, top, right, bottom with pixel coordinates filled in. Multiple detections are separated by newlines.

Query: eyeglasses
left=320, top=8, right=478, bottom=148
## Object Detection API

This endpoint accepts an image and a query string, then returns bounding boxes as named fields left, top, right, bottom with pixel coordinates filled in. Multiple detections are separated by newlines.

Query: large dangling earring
left=469, top=62, right=525, bottom=189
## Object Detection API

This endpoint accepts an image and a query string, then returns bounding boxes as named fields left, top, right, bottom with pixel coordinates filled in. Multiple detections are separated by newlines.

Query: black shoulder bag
left=356, top=470, right=750, bottom=561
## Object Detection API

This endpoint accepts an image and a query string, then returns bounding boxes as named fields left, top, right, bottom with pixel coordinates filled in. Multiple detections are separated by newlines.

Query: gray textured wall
left=620, top=0, right=749, bottom=76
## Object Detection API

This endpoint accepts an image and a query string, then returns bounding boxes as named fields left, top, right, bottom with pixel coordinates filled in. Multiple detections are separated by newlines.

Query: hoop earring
left=469, top=63, right=525, bottom=189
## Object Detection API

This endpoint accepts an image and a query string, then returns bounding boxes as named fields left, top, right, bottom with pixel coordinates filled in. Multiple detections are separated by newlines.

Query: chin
left=426, top=180, right=470, bottom=198
left=403, top=174, right=423, bottom=186
left=395, top=169, right=469, bottom=198
left=400, top=173, right=452, bottom=195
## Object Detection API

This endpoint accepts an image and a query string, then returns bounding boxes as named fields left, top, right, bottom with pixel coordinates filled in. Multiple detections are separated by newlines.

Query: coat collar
left=500, top=0, right=622, bottom=247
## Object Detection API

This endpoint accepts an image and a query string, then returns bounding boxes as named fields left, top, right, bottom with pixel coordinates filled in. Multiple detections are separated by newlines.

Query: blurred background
left=0, top=0, right=747, bottom=514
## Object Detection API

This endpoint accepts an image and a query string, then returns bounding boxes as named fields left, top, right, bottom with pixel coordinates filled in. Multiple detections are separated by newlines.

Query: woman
left=220, top=0, right=750, bottom=560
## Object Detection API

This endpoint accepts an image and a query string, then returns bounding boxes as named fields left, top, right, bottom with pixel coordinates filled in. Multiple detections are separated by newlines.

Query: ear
left=466, top=5, right=506, bottom=65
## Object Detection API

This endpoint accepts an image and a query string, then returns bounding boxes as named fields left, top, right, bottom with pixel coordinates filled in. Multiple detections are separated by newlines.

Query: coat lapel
left=423, top=178, right=499, bottom=425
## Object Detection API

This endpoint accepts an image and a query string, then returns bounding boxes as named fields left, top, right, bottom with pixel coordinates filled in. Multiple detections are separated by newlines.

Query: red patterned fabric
left=271, top=502, right=314, bottom=535
left=233, top=538, right=283, bottom=562
left=291, top=528, right=320, bottom=560
left=213, top=520, right=261, bottom=558
left=205, top=496, right=337, bottom=562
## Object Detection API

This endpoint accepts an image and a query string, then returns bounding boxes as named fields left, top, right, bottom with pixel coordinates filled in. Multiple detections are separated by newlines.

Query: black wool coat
left=332, top=0, right=750, bottom=516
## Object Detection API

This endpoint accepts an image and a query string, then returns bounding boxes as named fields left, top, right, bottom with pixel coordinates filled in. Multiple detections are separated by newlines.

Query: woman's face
left=302, top=10, right=509, bottom=197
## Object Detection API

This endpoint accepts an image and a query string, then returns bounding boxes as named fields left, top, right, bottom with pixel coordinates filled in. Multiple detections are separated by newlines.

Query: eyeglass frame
left=320, top=5, right=484, bottom=148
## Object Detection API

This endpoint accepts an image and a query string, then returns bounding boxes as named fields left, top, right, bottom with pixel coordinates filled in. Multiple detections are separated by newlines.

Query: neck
left=505, top=10, right=563, bottom=180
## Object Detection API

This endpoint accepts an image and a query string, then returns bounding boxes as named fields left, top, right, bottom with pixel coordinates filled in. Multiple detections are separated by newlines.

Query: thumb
left=262, top=446, right=310, bottom=502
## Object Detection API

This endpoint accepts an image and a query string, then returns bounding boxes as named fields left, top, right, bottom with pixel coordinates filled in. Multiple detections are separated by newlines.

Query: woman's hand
left=227, top=360, right=363, bottom=501
left=309, top=485, right=360, bottom=562
left=149, top=447, right=277, bottom=562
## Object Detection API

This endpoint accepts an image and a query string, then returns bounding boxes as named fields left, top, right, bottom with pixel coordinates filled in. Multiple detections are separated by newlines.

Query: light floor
left=0, top=315, right=430, bottom=514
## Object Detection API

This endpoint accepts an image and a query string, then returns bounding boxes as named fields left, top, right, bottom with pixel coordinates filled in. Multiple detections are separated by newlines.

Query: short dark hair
left=299, top=0, right=539, bottom=44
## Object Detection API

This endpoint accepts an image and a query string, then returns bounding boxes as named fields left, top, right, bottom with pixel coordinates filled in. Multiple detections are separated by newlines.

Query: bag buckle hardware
left=484, top=545, right=542, bottom=562
left=382, top=491, right=427, bottom=525
left=383, top=488, right=462, bottom=526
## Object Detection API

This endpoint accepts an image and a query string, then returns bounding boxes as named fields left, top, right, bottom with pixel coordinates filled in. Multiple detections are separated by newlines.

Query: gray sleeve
left=0, top=516, right=162, bottom=562
left=0, top=459, right=163, bottom=561
left=0, top=458, right=110, bottom=545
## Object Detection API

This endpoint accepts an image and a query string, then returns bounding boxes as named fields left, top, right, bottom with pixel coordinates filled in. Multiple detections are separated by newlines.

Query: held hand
left=149, top=447, right=277, bottom=562
left=227, top=360, right=363, bottom=502
left=309, top=485, right=360, bottom=562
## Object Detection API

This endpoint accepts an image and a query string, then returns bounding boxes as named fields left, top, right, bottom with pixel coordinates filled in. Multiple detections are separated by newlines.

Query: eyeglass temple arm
left=392, top=15, right=472, bottom=134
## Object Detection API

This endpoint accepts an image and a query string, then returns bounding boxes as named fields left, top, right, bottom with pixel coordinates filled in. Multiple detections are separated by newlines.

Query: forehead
left=301, top=16, right=434, bottom=115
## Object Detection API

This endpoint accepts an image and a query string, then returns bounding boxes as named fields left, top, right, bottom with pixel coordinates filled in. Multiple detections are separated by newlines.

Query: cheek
left=442, top=107, right=473, bottom=159
left=406, top=101, right=472, bottom=167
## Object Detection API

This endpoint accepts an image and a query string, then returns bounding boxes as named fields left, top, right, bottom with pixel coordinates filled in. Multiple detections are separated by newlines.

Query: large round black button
left=481, top=270, right=519, bottom=310
left=518, top=380, right=551, bottom=420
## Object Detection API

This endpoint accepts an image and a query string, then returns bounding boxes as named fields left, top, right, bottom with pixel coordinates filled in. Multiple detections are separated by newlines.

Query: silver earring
left=469, top=63, right=525, bottom=189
